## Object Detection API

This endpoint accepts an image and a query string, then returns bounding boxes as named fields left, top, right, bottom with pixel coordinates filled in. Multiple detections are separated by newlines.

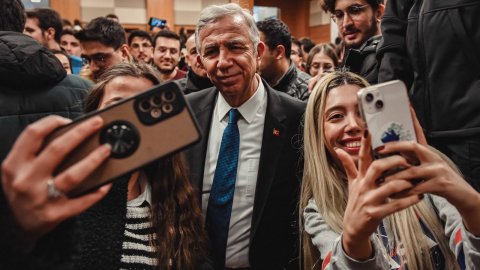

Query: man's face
left=153, top=37, right=180, bottom=74
left=129, top=37, right=153, bottom=63
left=291, top=43, right=303, bottom=70
left=24, top=18, right=47, bottom=47
left=197, top=15, right=264, bottom=107
left=81, top=41, right=125, bottom=80
left=257, top=32, right=277, bottom=83
left=185, top=35, right=207, bottom=77
left=333, top=0, right=380, bottom=48
left=60, top=34, right=82, bottom=57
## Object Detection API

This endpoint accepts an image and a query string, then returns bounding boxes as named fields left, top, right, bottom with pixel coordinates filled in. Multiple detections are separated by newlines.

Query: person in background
left=299, top=37, right=315, bottom=64
left=52, top=49, right=72, bottom=74
left=377, top=0, right=480, bottom=192
left=301, top=70, right=480, bottom=270
left=322, top=0, right=384, bottom=84
left=105, top=13, right=119, bottom=23
left=152, top=30, right=186, bottom=83
left=306, top=43, right=338, bottom=77
left=306, top=43, right=339, bottom=92
left=24, top=8, right=62, bottom=51
left=184, top=3, right=305, bottom=269
left=176, top=34, right=213, bottom=94
left=257, top=18, right=311, bottom=101
left=0, top=0, right=91, bottom=163
left=75, top=17, right=131, bottom=81
left=60, top=29, right=82, bottom=57
left=128, top=30, right=154, bottom=64
left=291, top=38, right=305, bottom=71
left=1, top=62, right=208, bottom=269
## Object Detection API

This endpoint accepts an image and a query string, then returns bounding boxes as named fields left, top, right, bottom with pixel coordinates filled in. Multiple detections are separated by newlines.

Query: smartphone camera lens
left=162, top=103, right=173, bottom=114
left=365, top=93, right=374, bottom=103
left=151, top=94, right=162, bottom=106
left=151, top=107, right=162, bottom=118
left=375, top=100, right=384, bottom=109
left=161, top=90, right=176, bottom=103
left=139, top=99, right=151, bottom=112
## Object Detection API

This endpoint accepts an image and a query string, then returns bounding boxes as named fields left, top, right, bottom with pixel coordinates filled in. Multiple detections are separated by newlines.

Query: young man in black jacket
left=377, top=0, right=480, bottom=191
left=322, top=0, right=385, bottom=84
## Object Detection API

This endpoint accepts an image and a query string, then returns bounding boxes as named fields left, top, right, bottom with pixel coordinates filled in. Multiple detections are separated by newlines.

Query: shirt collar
left=216, top=74, right=266, bottom=124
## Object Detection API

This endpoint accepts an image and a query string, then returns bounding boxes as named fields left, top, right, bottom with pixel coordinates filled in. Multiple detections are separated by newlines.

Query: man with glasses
left=322, top=0, right=384, bottom=83
left=127, top=30, right=154, bottom=64
left=75, top=17, right=131, bottom=81
left=152, top=30, right=186, bottom=83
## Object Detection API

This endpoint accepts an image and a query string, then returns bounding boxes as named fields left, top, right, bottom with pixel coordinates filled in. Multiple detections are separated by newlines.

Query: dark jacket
left=0, top=31, right=91, bottom=162
left=343, top=35, right=382, bottom=85
left=272, top=62, right=311, bottom=101
left=1, top=175, right=130, bottom=270
left=0, top=31, right=91, bottom=269
left=377, top=0, right=480, bottom=138
left=176, top=68, right=214, bottom=95
left=184, top=81, right=305, bottom=269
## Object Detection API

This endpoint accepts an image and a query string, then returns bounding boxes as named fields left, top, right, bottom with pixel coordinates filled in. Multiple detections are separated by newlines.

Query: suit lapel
left=186, top=89, right=217, bottom=195
left=251, top=82, right=288, bottom=239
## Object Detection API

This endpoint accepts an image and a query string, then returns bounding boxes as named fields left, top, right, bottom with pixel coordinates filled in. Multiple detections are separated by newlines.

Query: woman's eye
left=328, top=113, right=344, bottom=121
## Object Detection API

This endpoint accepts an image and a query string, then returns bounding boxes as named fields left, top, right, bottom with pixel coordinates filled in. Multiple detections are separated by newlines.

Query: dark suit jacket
left=184, top=81, right=306, bottom=269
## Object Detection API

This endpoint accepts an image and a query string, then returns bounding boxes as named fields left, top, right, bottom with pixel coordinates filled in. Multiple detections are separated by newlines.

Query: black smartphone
left=46, top=81, right=200, bottom=197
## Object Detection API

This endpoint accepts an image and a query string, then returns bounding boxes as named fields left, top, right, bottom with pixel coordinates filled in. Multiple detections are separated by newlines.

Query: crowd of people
left=1, top=0, right=479, bottom=269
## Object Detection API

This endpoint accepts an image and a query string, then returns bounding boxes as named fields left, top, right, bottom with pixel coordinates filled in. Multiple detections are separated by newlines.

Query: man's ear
left=119, top=44, right=132, bottom=61
left=196, top=54, right=210, bottom=79
left=44, top=27, right=56, bottom=42
left=256, top=41, right=266, bottom=61
left=274, top=45, right=286, bottom=60
left=376, top=4, right=385, bottom=22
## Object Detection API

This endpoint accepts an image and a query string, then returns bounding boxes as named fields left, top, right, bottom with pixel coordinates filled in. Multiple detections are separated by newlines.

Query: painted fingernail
left=376, top=145, right=385, bottom=151
left=364, top=129, right=369, bottom=138
left=418, top=194, right=424, bottom=200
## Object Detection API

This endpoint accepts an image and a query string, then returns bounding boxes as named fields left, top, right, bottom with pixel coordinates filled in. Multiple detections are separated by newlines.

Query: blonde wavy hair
left=300, top=71, right=458, bottom=270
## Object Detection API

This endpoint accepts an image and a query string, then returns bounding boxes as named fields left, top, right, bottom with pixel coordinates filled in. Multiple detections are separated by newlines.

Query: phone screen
left=149, top=17, right=166, bottom=28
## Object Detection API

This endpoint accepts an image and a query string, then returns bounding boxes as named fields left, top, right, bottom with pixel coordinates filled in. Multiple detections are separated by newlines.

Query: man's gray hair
left=195, top=3, right=260, bottom=54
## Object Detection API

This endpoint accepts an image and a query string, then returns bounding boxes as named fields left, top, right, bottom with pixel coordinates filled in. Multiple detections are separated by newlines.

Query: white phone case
left=358, top=80, right=417, bottom=153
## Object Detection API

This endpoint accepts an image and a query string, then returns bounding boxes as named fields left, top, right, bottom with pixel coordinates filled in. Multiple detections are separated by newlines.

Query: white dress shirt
left=202, top=77, right=267, bottom=268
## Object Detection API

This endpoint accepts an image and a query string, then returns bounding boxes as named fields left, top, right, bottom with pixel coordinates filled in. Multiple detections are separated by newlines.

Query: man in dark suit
left=184, top=3, right=305, bottom=269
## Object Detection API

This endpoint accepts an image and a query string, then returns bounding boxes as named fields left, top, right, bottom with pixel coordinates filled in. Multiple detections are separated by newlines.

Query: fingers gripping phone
left=46, top=81, right=200, bottom=197
left=358, top=80, right=417, bottom=158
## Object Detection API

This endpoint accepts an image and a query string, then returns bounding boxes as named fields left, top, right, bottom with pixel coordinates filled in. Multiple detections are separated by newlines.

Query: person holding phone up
left=1, top=62, right=207, bottom=269
left=300, top=71, right=480, bottom=269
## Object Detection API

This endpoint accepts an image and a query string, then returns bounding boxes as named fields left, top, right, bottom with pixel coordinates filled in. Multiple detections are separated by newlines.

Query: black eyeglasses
left=331, top=4, right=369, bottom=24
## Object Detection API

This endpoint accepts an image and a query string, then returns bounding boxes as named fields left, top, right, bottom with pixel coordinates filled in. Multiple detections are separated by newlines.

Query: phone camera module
left=162, top=103, right=173, bottom=114
left=151, top=94, right=162, bottom=106
left=139, top=99, right=151, bottom=112
left=161, top=90, right=176, bottom=103
left=365, top=93, right=374, bottom=103
left=151, top=107, right=162, bottom=118
left=375, top=100, right=384, bottom=109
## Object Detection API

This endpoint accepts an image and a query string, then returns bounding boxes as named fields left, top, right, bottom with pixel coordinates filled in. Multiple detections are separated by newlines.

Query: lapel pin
left=273, top=128, right=280, bottom=137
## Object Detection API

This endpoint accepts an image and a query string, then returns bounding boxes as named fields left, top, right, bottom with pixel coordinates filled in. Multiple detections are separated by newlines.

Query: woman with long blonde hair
left=300, top=71, right=480, bottom=269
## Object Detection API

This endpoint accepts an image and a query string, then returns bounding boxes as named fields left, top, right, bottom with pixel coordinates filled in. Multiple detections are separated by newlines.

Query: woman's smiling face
left=323, top=83, right=364, bottom=164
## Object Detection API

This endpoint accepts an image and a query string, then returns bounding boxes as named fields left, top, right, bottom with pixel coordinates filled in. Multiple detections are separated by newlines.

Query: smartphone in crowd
left=46, top=81, right=200, bottom=197
left=148, top=17, right=167, bottom=28
left=358, top=80, right=417, bottom=158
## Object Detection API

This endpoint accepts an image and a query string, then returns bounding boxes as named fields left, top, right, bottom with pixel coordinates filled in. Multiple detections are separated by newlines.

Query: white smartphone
left=357, top=80, right=417, bottom=157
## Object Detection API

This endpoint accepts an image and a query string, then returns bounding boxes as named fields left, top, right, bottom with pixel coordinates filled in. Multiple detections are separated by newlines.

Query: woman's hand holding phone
left=1, top=115, right=112, bottom=243
left=335, top=130, right=422, bottom=260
